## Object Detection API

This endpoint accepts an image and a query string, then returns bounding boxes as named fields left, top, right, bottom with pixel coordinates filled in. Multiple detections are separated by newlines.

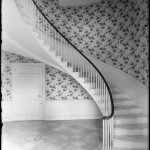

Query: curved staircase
left=110, top=88, right=148, bottom=149
left=15, top=0, right=149, bottom=149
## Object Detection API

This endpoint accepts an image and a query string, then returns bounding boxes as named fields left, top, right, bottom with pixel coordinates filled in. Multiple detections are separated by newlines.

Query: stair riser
left=112, top=148, right=148, bottom=150
left=114, top=101, right=135, bottom=107
left=88, top=87, right=123, bottom=96
left=88, top=89, right=110, bottom=95
left=70, top=72, right=80, bottom=79
left=99, top=95, right=130, bottom=101
left=88, top=89, right=96, bottom=95
left=113, top=140, right=148, bottom=149
left=113, top=94, right=130, bottom=99
left=110, top=88, right=122, bottom=93
left=90, top=83, right=118, bottom=90
left=114, top=117, right=148, bottom=125
left=46, top=50, right=98, bottom=102
left=115, top=109, right=142, bottom=115
left=114, top=128, right=148, bottom=136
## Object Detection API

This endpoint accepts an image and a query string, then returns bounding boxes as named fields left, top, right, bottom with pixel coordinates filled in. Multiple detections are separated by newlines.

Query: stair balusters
left=15, top=0, right=114, bottom=149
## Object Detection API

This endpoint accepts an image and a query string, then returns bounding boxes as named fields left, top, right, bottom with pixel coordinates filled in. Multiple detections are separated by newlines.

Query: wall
left=86, top=54, right=149, bottom=114
left=1, top=51, right=40, bottom=101
left=45, top=65, right=92, bottom=100
left=36, top=0, right=149, bottom=87
left=59, top=0, right=102, bottom=6
left=1, top=51, right=92, bottom=101
left=2, top=51, right=103, bottom=121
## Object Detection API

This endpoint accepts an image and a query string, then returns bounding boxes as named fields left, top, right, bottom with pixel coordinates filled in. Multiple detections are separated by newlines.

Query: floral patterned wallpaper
left=45, top=65, right=92, bottom=100
left=1, top=51, right=92, bottom=101
left=1, top=51, right=40, bottom=101
left=36, top=0, right=149, bottom=87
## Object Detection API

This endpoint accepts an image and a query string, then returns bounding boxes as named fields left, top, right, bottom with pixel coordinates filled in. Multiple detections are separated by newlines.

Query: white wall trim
left=2, top=101, right=12, bottom=122
left=45, top=99, right=102, bottom=120
left=2, top=99, right=102, bottom=121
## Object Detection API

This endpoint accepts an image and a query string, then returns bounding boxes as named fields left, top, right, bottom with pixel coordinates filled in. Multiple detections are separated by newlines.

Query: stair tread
left=114, top=98, right=134, bottom=103
left=112, top=147, right=148, bottom=150
left=114, top=114, right=144, bottom=117
left=115, top=106, right=141, bottom=110
left=110, top=87, right=122, bottom=91
left=114, top=123, right=149, bottom=129
left=114, top=113, right=145, bottom=118
left=114, top=103, right=135, bottom=107
left=113, top=97, right=133, bottom=101
left=114, top=105, right=138, bottom=109
left=112, top=91, right=125, bottom=95
left=114, top=112, right=146, bottom=117
left=112, top=91, right=123, bottom=94
left=113, top=135, right=149, bottom=142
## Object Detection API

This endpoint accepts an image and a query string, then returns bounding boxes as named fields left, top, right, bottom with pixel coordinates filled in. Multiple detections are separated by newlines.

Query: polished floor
left=2, top=119, right=103, bottom=150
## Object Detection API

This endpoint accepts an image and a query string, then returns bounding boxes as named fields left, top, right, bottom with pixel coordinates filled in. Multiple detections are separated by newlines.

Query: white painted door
left=12, top=64, right=45, bottom=120
left=12, top=65, right=29, bottom=120
left=29, top=66, right=43, bottom=120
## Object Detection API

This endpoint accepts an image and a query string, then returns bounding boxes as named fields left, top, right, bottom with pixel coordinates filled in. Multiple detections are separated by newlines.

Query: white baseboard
left=2, top=101, right=12, bottom=122
left=2, top=99, right=102, bottom=121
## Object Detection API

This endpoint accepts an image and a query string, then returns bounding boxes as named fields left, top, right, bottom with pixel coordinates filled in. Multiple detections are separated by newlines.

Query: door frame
left=12, top=63, right=45, bottom=121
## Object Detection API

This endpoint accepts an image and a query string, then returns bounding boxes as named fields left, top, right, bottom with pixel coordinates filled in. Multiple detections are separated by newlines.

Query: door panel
left=29, top=68, right=42, bottom=119
left=14, top=66, right=28, bottom=74
left=13, top=66, right=29, bottom=120
left=30, top=100, right=41, bottom=116
left=16, top=101, right=28, bottom=116
left=14, top=75, right=28, bottom=93
left=12, top=64, right=44, bottom=121
left=30, top=67, right=41, bottom=74
left=30, top=76, right=41, bottom=93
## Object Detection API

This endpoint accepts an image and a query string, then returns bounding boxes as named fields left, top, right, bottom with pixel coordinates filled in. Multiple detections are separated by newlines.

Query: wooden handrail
left=32, top=0, right=114, bottom=119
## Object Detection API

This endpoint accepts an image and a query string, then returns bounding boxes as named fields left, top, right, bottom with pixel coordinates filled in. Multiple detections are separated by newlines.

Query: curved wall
left=86, top=54, right=149, bottom=115
left=59, top=0, right=102, bottom=6
left=36, top=0, right=149, bottom=87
